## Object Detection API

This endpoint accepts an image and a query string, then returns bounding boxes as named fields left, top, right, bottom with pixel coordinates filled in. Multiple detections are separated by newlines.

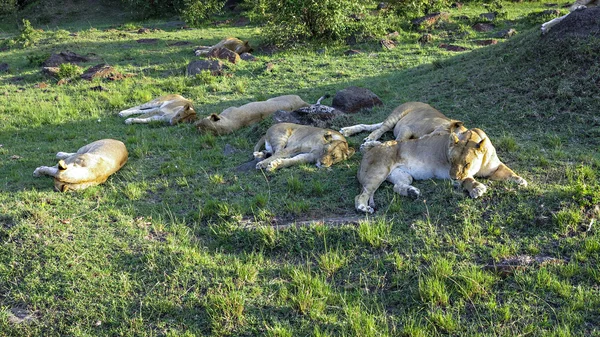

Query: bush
left=119, top=0, right=225, bottom=24
left=10, top=19, right=42, bottom=48
left=56, top=63, right=83, bottom=80
left=0, top=0, right=17, bottom=15
left=248, top=0, right=379, bottom=45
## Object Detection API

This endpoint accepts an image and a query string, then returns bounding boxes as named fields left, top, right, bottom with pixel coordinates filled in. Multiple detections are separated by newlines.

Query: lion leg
left=118, top=106, right=160, bottom=118
left=355, top=164, right=393, bottom=214
left=264, top=153, right=318, bottom=172
left=461, top=177, right=487, bottom=198
left=387, top=168, right=420, bottom=199
left=56, top=152, right=76, bottom=159
left=541, top=14, right=567, bottom=34
left=487, top=163, right=527, bottom=187
left=33, top=165, right=59, bottom=177
left=255, top=149, right=300, bottom=171
left=340, top=123, right=384, bottom=137
left=125, top=114, right=167, bottom=125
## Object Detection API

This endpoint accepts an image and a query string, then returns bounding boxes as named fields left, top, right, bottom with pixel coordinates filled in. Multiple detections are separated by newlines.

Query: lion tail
left=315, top=94, right=331, bottom=105
left=253, top=135, right=266, bottom=153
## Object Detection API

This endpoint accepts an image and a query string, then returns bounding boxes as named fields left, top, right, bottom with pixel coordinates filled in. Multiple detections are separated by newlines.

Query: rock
left=377, top=2, right=388, bottom=10
left=7, top=307, right=37, bottom=325
left=187, top=60, right=224, bottom=76
left=272, top=106, right=344, bottom=129
left=344, top=49, right=362, bottom=56
left=479, top=12, right=497, bottom=21
left=43, top=51, right=89, bottom=67
left=472, top=39, right=498, bottom=46
left=545, top=7, right=600, bottom=38
left=411, top=12, right=449, bottom=27
left=167, top=41, right=191, bottom=47
left=42, top=66, right=60, bottom=77
left=137, top=28, right=150, bottom=34
left=439, top=43, right=469, bottom=52
left=472, top=23, right=495, bottom=32
left=235, top=158, right=261, bottom=173
left=272, top=110, right=302, bottom=125
left=496, top=28, right=517, bottom=38
left=0, top=63, right=8, bottom=72
left=136, top=38, right=159, bottom=44
left=332, top=86, right=383, bottom=113
left=223, top=144, right=241, bottom=155
left=206, top=47, right=241, bottom=64
left=418, top=33, right=434, bottom=44
left=240, top=52, right=257, bottom=61
left=386, top=31, right=399, bottom=39
left=380, top=39, right=396, bottom=50
left=451, top=2, right=463, bottom=8
left=80, top=64, right=116, bottom=80
left=90, top=85, right=108, bottom=91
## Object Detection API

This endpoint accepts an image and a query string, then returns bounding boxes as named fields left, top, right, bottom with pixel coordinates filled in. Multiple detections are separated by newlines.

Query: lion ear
left=450, top=121, right=463, bottom=133
left=209, top=113, right=221, bottom=121
left=323, top=132, right=333, bottom=142
left=451, top=133, right=459, bottom=144
left=476, top=138, right=487, bottom=149
left=58, top=160, right=67, bottom=170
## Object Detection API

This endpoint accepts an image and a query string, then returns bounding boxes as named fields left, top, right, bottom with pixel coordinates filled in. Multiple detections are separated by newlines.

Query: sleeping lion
left=33, top=139, right=128, bottom=192
left=118, top=94, right=197, bottom=125
left=340, top=101, right=466, bottom=144
left=253, top=123, right=355, bottom=172
left=355, top=127, right=527, bottom=213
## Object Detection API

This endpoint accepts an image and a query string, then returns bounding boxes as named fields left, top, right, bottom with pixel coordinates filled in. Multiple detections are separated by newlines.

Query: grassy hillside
left=1, top=1, right=599, bottom=336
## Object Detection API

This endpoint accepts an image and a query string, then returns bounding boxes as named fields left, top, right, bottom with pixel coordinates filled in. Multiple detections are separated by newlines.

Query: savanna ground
left=1, top=0, right=600, bottom=336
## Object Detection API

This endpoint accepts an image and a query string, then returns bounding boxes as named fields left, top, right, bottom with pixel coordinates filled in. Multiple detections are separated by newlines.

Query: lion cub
left=195, top=37, right=253, bottom=56
left=196, top=95, right=309, bottom=135
left=33, top=139, right=128, bottom=192
left=118, top=94, right=197, bottom=125
left=340, top=102, right=466, bottom=144
left=253, top=123, right=355, bottom=172
left=355, top=128, right=527, bottom=213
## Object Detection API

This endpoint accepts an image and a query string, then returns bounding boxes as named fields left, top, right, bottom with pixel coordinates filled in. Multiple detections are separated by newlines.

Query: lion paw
left=469, top=183, right=487, bottom=198
left=255, top=160, right=268, bottom=170
left=407, top=186, right=420, bottom=199
left=124, top=118, right=133, bottom=125
left=33, top=168, right=42, bottom=177
left=266, top=159, right=283, bottom=172
left=357, top=204, right=375, bottom=214
left=515, top=177, right=528, bottom=187
left=253, top=151, right=265, bottom=159
left=360, top=141, right=381, bottom=152
left=339, top=127, right=351, bottom=137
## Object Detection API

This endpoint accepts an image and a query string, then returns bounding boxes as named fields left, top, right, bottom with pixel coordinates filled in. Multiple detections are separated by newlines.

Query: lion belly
left=396, top=161, right=451, bottom=181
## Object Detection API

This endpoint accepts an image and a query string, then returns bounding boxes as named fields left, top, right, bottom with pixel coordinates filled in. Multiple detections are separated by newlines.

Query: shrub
left=119, top=0, right=225, bottom=24
left=11, top=19, right=42, bottom=48
left=56, top=63, right=83, bottom=80
left=247, top=0, right=378, bottom=45
left=0, top=0, right=17, bottom=15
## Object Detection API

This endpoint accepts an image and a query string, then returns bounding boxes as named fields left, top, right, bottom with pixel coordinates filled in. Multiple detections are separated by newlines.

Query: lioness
left=118, top=94, right=197, bottom=125
left=195, top=37, right=253, bottom=56
left=196, top=95, right=309, bottom=135
left=355, top=128, right=527, bottom=213
left=541, top=0, right=598, bottom=34
left=33, top=139, right=128, bottom=192
left=253, top=123, right=355, bottom=172
left=340, top=102, right=466, bottom=144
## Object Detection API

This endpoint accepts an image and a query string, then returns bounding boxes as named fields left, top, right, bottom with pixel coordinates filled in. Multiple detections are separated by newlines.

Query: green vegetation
left=1, top=0, right=599, bottom=336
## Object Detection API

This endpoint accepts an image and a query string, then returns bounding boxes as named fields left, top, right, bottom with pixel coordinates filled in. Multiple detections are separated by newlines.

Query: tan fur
left=541, top=0, right=598, bottom=33
left=196, top=95, right=309, bottom=135
left=355, top=128, right=527, bottom=213
left=118, top=94, right=197, bottom=125
left=340, top=102, right=466, bottom=144
left=33, top=139, right=128, bottom=192
left=253, top=123, right=355, bottom=172
left=195, top=37, right=253, bottom=56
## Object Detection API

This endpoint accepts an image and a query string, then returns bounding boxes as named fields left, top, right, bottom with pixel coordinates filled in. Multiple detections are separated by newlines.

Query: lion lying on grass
left=118, top=94, right=197, bottom=125
left=194, top=37, right=252, bottom=56
left=253, top=123, right=355, bottom=172
left=340, top=101, right=466, bottom=143
left=355, top=127, right=527, bottom=213
left=196, top=95, right=309, bottom=135
left=541, top=0, right=598, bottom=34
left=33, top=139, right=128, bottom=192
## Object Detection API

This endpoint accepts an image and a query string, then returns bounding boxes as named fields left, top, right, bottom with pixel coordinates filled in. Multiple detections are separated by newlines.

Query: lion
left=194, top=37, right=253, bottom=56
left=33, top=139, right=128, bottom=192
left=118, top=94, right=197, bottom=125
left=340, top=102, right=466, bottom=144
left=196, top=95, right=309, bottom=135
left=253, top=123, right=355, bottom=172
left=355, top=127, right=527, bottom=213
left=541, top=0, right=598, bottom=34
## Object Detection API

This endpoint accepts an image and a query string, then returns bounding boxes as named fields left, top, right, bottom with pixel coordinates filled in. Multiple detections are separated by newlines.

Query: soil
left=546, top=7, right=600, bottom=38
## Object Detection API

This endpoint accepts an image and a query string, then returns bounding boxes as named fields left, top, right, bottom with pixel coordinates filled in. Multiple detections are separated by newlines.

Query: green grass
left=1, top=0, right=600, bottom=335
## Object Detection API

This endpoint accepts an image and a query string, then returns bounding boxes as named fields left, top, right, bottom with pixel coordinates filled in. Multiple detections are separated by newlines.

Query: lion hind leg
left=56, top=152, right=76, bottom=159
left=355, top=163, right=392, bottom=213
left=266, top=153, right=317, bottom=171
left=33, top=165, right=59, bottom=177
left=541, top=14, right=567, bottom=34
left=125, top=114, right=167, bottom=125
left=340, top=123, right=383, bottom=137
left=387, top=168, right=420, bottom=199
left=488, top=163, right=527, bottom=187
left=119, top=106, right=161, bottom=118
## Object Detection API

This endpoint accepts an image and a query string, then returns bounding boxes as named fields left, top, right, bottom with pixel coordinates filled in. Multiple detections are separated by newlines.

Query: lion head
left=447, top=128, right=489, bottom=181
left=170, top=103, right=197, bottom=125
left=317, top=134, right=355, bottom=168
